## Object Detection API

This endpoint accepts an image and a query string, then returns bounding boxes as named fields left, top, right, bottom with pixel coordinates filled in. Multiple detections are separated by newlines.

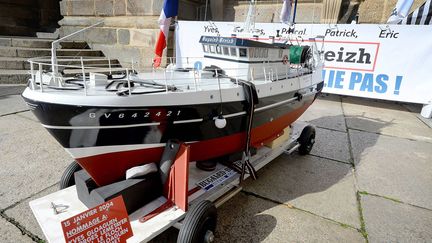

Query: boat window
left=257, top=48, right=262, bottom=58
left=209, top=45, right=215, bottom=53
left=279, top=49, right=283, bottom=58
left=216, top=45, right=222, bottom=54
left=230, top=47, right=237, bottom=56
left=249, top=48, right=254, bottom=58
left=223, top=47, right=229, bottom=55
left=239, top=48, right=247, bottom=57
left=264, top=49, right=269, bottom=58
left=203, top=45, right=209, bottom=53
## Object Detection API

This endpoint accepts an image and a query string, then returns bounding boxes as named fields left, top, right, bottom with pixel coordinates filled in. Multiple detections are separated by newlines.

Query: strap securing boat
left=239, top=81, right=259, bottom=183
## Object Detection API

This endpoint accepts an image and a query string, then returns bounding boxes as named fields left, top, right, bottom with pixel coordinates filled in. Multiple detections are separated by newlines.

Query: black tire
left=59, top=161, right=82, bottom=189
left=298, top=125, right=316, bottom=155
left=177, top=200, right=217, bottom=243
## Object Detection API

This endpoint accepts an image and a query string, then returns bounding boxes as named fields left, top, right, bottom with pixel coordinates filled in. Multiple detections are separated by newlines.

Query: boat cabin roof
left=199, top=35, right=287, bottom=49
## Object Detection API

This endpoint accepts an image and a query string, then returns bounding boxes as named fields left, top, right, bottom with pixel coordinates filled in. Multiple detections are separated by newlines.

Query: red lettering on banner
left=61, top=196, right=133, bottom=243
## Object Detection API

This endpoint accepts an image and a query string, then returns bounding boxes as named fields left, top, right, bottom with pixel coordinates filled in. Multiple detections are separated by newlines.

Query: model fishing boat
left=22, top=1, right=323, bottom=187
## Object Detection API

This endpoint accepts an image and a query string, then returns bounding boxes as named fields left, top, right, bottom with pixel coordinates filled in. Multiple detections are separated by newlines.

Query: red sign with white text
left=61, top=196, right=133, bottom=243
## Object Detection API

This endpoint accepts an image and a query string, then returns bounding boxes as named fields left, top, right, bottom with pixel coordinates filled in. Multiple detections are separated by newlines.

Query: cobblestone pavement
left=1, top=85, right=431, bottom=242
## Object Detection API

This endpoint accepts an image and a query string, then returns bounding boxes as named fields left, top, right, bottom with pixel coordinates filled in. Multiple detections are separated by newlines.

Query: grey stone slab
left=0, top=85, right=26, bottom=96
left=91, top=44, right=145, bottom=68
left=15, top=111, right=39, bottom=123
left=0, top=217, right=33, bottom=243
left=0, top=48, right=16, bottom=57
left=127, top=0, right=159, bottom=15
left=129, top=29, right=158, bottom=47
left=86, top=28, right=118, bottom=45
left=95, top=0, right=114, bottom=16
left=69, top=0, right=95, bottom=16
left=11, top=39, right=51, bottom=48
left=4, top=185, right=57, bottom=240
left=299, top=94, right=347, bottom=132
left=0, top=74, right=30, bottom=84
left=114, top=0, right=126, bottom=16
left=59, top=0, right=67, bottom=16
left=311, top=127, right=351, bottom=163
left=243, top=154, right=360, bottom=228
left=0, top=38, right=12, bottom=47
left=342, top=96, right=432, bottom=143
left=118, top=29, right=130, bottom=45
left=0, top=114, right=71, bottom=208
left=216, top=193, right=364, bottom=242
left=361, top=195, right=432, bottom=242
left=0, top=60, right=24, bottom=69
left=0, top=95, right=28, bottom=116
left=350, top=129, right=432, bottom=209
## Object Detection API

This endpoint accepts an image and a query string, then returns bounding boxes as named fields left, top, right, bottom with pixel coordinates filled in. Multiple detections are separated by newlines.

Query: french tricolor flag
left=153, top=0, right=179, bottom=68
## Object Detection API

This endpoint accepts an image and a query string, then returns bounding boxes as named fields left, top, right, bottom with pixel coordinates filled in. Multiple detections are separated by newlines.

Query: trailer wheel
left=59, top=161, right=82, bottom=189
left=177, top=200, right=217, bottom=243
left=298, top=125, right=316, bottom=155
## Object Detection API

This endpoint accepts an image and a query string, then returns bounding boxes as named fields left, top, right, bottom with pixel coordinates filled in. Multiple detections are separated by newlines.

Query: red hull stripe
left=76, top=102, right=312, bottom=186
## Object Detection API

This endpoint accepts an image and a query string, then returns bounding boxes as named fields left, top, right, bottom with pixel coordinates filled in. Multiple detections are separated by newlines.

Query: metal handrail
left=28, top=55, right=315, bottom=96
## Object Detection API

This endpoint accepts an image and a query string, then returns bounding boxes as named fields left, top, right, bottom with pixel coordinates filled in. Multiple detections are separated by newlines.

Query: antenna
left=292, top=0, right=298, bottom=24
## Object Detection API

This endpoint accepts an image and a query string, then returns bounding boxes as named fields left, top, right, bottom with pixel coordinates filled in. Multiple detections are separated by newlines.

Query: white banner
left=175, top=21, right=432, bottom=104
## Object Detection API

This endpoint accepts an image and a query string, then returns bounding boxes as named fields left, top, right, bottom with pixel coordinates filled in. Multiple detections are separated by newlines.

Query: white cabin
left=199, top=36, right=292, bottom=81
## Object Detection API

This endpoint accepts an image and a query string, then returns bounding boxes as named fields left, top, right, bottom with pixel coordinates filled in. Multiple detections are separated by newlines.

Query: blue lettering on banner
left=349, top=72, right=362, bottom=90
left=375, top=74, right=388, bottom=94
left=335, top=71, right=344, bottom=89
left=323, top=69, right=403, bottom=95
left=360, top=73, right=374, bottom=92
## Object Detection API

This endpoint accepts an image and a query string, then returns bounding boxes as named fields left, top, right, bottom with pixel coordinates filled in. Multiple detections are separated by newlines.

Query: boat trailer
left=29, top=122, right=316, bottom=243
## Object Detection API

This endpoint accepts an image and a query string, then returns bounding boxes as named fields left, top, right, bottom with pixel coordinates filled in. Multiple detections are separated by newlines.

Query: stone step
left=0, top=46, right=104, bottom=58
left=0, top=37, right=89, bottom=49
left=0, top=38, right=120, bottom=84
left=0, top=70, right=30, bottom=84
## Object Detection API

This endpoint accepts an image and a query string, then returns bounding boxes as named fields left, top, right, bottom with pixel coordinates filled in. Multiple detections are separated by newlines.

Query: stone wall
left=223, top=0, right=322, bottom=23
left=358, top=0, right=425, bottom=23
left=59, top=0, right=202, bottom=68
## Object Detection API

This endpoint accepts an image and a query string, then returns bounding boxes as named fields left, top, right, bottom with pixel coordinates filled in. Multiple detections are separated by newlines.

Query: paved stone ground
left=1, top=85, right=431, bottom=242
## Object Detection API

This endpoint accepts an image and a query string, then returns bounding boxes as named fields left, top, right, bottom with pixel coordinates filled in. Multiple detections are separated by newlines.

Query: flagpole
left=292, top=0, right=298, bottom=24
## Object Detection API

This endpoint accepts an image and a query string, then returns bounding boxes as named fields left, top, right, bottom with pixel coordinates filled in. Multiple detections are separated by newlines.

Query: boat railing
left=27, top=55, right=315, bottom=95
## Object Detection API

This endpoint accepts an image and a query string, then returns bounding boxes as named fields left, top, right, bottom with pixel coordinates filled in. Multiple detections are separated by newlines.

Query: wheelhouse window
left=249, top=48, right=268, bottom=58
left=239, top=48, right=247, bottom=57
left=216, top=45, right=222, bottom=54
left=209, top=45, right=216, bottom=53
left=223, top=47, right=229, bottom=55
left=255, top=48, right=261, bottom=58
left=230, top=47, right=237, bottom=56
left=203, top=44, right=209, bottom=53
